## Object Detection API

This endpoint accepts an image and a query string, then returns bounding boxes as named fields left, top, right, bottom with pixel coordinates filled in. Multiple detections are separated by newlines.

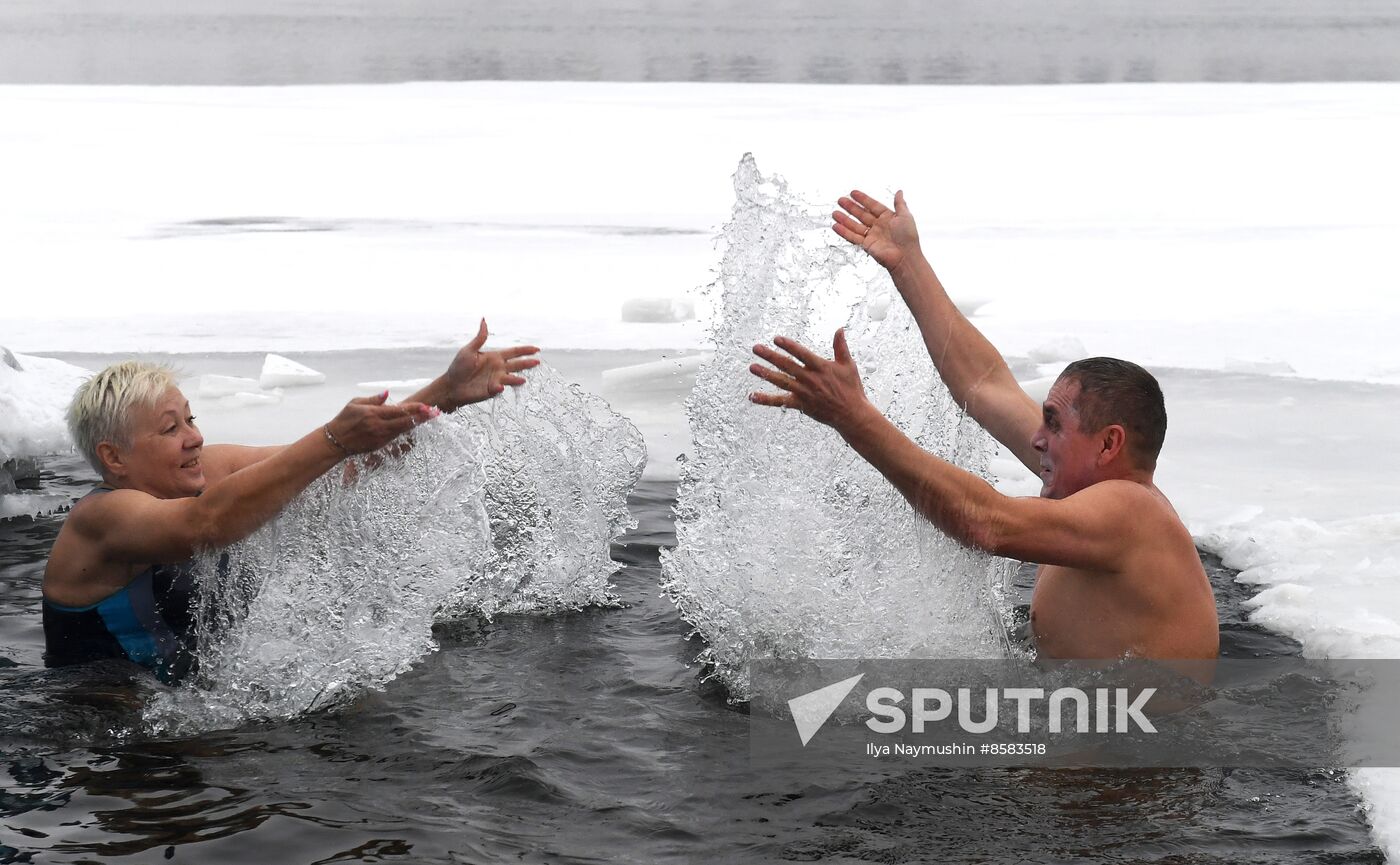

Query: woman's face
left=107, top=386, right=206, bottom=498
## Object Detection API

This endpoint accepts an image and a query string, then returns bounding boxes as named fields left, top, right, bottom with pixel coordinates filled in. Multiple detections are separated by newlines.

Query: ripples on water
left=0, top=471, right=1383, bottom=863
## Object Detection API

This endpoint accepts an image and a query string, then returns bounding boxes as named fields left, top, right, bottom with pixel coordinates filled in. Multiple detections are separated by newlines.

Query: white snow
left=620, top=297, right=696, bottom=323
left=258, top=354, right=325, bottom=388
left=600, top=354, right=708, bottom=396
left=0, top=349, right=88, bottom=463
left=354, top=378, right=433, bottom=395
left=1, top=82, right=1396, bottom=384
left=1027, top=336, right=1088, bottom=363
left=195, top=373, right=261, bottom=399
left=0, top=492, right=72, bottom=521
left=221, top=390, right=283, bottom=408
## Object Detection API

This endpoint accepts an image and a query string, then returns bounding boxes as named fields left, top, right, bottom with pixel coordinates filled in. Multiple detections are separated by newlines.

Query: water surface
left=0, top=459, right=1382, bottom=863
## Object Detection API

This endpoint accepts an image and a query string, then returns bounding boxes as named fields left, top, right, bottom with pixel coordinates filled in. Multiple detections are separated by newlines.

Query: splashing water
left=659, top=155, right=1015, bottom=700
left=145, top=364, right=645, bottom=734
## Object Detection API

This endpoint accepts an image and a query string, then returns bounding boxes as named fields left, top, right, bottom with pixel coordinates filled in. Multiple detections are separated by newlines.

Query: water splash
left=660, top=155, right=1014, bottom=700
left=145, top=364, right=645, bottom=734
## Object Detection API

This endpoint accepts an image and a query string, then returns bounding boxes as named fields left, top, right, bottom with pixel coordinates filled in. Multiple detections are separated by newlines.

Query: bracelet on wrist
left=323, top=424, right=351, bottom=457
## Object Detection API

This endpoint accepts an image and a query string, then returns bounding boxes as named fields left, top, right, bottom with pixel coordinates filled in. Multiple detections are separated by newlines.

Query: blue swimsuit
left=42, top=487, right=200, bottom=684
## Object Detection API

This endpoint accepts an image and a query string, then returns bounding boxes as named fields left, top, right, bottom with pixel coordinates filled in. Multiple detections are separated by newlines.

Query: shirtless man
left=747, top=190, right=1218, bottom=660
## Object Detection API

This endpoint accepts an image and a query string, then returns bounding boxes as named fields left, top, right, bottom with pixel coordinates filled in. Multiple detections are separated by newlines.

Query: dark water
left=3, top=0, right=1400, bottom=85
left=0, top=457, right=1383, bottom=864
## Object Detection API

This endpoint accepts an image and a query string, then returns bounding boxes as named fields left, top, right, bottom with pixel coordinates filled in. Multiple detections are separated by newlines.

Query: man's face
left=109, top=386, right=206, bottom=499
left=1030, top=378, right=1102, bottom=500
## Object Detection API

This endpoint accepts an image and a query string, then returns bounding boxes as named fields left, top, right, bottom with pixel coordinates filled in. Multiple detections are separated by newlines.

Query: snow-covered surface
left=195, top=373, right=260, bottom=398
left=353, top=378, right=433, bottom=396
left=1, top=82, right=1396, bottom=384
left=258, top=353, right=325, bottom=388
left=0, top=350, right=88, bottom=464
left=1, top=80, right=1399, bottom=855
left=620, top=297, right=696, bottom=323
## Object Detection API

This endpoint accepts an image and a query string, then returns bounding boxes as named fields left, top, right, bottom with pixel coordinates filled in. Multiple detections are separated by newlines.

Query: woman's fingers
left=466, top=318, right=489, bottom=351
left=850, top=189, right=890, bottom=217
left=837, top=195, right=876, bottom=227
left=350, top=390, right=391, bottom=406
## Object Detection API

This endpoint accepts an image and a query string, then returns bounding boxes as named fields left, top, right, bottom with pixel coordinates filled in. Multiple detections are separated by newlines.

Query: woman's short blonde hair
left=67, top=361, right=180, bottom=474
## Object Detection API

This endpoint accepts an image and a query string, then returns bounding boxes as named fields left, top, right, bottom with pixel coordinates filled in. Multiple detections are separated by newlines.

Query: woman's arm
left=71, top=394, right=434, bottom=565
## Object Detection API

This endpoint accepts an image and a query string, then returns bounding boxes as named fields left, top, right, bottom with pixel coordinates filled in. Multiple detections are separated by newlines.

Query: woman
left=42, top=320, right=538, bottom=682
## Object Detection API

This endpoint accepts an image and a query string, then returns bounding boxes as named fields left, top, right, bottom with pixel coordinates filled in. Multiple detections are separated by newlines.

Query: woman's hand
left=440, top=319, right=541, bottom=411
left=324, top=391, right=437, bottom=455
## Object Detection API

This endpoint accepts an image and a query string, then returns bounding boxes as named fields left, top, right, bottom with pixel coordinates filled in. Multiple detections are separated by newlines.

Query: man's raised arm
left=833, top=190, right=1041, bottom=473
left=749, top=330, right=1141, bottom=572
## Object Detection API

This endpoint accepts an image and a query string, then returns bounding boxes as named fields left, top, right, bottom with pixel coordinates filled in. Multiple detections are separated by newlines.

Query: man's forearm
left=836, top=402, right=1006, bottom=552
left=889, top=252, right=1021, bottom=418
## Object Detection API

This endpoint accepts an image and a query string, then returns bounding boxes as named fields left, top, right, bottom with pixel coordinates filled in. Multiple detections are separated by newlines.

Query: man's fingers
left=467, top=318, right=488, bottom=351
left=772, top=335, right=824, bottom=369
left=505, top=357, right=540, bottom=374
left=748, top=362, right=799, bottom=393
left=850, top=189, right=890, bottom=218
left=753, top=343, right=804, bottom=377
left=749, top=391, right=795, bottom=408
left=833, top=328, right=852, bottom=365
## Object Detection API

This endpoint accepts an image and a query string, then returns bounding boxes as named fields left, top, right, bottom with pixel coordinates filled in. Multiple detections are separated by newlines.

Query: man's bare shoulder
left=1079, top=479, right=1182, bottom=520
left=1066, top=479, right=1193, bottom=550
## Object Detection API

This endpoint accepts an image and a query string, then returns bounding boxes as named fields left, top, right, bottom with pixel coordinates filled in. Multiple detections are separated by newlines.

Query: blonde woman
left=42, top=322, right=537, bottom=682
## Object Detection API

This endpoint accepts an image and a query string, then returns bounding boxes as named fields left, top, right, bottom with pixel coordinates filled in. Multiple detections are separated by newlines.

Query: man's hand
left=832, top=190, right=920, bottom=274
left=440, top=319, right=541, bottom=411
left=749, top=329, right=875, bottom=434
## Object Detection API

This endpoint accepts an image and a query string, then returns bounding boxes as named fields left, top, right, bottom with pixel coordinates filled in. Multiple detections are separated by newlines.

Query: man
left=748, top=190, right=1218, bottom=660
left=43, top=320, right=538, bottom=681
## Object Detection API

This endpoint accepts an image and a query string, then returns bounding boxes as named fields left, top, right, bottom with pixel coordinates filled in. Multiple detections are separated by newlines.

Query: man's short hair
left=67, top=361, right=180, bottom=475
left=1057, top=357, right=1167, bottom=468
